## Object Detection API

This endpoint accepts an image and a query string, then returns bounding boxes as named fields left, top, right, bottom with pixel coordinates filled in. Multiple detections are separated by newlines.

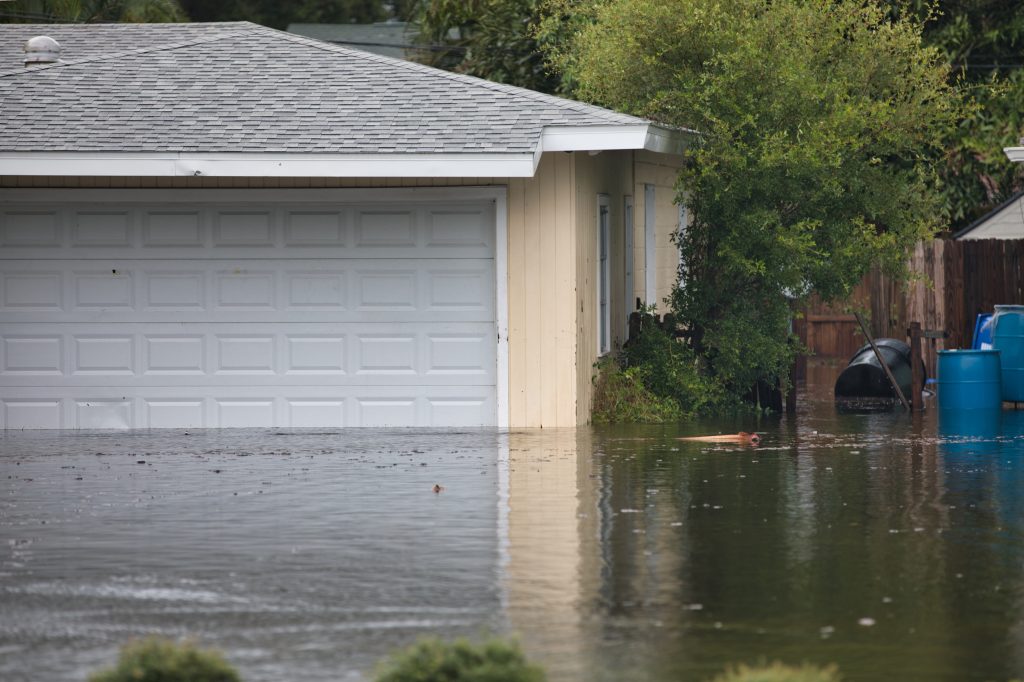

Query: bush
left=592, top=309, right=734, bottom=422
left=374, top=637, right=546, bottom=682
left=708, top=662, right=841, bottom=682
left=88, top=637, right=241, bottom=682
left=592, top=356, right=684, bottom=423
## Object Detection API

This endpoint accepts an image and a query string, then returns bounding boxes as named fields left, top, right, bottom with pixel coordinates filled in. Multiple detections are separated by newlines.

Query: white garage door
left=0, top=192, right=498, bottom=428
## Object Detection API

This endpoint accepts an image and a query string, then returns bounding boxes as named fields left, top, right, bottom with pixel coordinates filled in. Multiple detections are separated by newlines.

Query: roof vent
left=24, top=36, right=62, bottom=66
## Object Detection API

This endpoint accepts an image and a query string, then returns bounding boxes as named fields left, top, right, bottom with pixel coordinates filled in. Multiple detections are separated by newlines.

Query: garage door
left=0, top=193, right=498, bottom=428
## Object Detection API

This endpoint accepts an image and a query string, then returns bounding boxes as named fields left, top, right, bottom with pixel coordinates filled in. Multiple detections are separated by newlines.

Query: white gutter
left=0, top=151, right=539, bottom=178
left=0, top=124, right=691, bottom=178
left=1004, top=147, right=1024, bottom=163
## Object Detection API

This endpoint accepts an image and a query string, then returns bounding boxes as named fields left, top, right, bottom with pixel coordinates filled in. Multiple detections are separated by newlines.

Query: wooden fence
left=803, top=239, right=1024, bottom=377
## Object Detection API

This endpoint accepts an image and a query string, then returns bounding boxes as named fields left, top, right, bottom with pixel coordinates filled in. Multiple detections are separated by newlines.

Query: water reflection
left=504, top=396, right=1024, bottom=681
left=2, top=393, right=1024, bottom=681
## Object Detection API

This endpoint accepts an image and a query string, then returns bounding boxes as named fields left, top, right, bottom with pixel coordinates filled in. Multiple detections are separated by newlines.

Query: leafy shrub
left=374, top=637, right=546, bottom=682
left=592, top=356, right=684, bottom=423
left=707, top=662, right=842, bottom=682
left=88, top=637, right=241, bottom=682
left=593, top=308, right=735, bottom=422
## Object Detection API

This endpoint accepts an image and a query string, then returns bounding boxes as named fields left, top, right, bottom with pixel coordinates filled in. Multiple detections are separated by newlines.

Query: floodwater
left=2, top=367, right=1024, bottom=681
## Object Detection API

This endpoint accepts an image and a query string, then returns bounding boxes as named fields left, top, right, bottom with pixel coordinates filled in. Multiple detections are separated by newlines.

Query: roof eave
left=540, top=123, right=692, bottom=155
left=0, top=151, right=539, bottom=178
left=1004, top=147, right=1024, bottom=163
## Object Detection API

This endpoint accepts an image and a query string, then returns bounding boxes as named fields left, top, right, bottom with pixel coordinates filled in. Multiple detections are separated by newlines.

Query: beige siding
left=633, top=150, right=684, bottom=311
left=572, top=151, right=634, bottom=424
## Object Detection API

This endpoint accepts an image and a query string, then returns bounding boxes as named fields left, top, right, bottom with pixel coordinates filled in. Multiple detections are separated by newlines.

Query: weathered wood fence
left=803, top=239, right=1024, bottom=377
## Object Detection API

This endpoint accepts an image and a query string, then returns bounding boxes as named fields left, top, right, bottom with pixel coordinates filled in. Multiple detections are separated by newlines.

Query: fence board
left=804, top=239, right=1023, bottom=375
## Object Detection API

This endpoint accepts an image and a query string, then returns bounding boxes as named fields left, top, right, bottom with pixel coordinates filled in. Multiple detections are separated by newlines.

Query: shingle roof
left=0, top=22, right=654, bottom=155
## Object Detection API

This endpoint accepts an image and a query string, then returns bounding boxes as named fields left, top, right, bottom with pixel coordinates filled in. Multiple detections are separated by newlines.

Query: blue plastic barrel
left=937, top=349, right=1002, bottom=410
left=992, top=305, right=1024, bottom=401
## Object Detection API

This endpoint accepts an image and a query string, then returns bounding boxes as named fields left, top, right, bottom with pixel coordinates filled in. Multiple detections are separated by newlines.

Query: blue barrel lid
left=995, top=304, right=1024, bottom=312
left=937, top=348, right=1001, bottom=354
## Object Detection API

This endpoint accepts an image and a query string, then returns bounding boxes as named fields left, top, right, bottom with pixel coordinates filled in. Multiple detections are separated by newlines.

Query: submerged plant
left=374, top=636, right=546, bottom=682
left=708, top=662, right=842, bottom=682
left=88, top=637, right=241, bottom=682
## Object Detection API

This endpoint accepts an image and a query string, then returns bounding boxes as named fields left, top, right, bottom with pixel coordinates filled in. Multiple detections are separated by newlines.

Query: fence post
left=910, top=321, right=923, bottom=411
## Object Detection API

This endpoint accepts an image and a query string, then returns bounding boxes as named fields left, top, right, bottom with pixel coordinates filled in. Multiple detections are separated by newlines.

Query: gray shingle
left=0, top=22, right=652, bottom=155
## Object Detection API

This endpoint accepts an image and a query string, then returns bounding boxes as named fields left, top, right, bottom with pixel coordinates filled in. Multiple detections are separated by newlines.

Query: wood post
left=909, top=321, right=923, bottom=411
left=854, top=312, right=911, bottom=411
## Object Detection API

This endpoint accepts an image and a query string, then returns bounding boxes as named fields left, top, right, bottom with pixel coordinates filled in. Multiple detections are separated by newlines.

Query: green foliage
left=592, top=309, right=732, bottom=422
left=592, top=356, right=684, bottom=424
left=374, top=637, right=546, bottom=682
left=876, top=1, right=1024, bottom=230
left=176, top=0, right=392, bottom=29
left=412, top=0, right=561, bottom=93
left=88, top=637, right=241, bottom=682
left=2, top=0, right=187, bottom=22
left=548, top=0, right=964, bottom=403
left=707, top=662, right=842, bottom=682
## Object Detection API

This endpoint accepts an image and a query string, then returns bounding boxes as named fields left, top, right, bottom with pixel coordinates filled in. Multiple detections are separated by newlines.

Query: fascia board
left=540, top=124, right=692, bottom=155
left=0, top=152, right=538, bottom=178
left=1005, top=147, right=1024, bottom=162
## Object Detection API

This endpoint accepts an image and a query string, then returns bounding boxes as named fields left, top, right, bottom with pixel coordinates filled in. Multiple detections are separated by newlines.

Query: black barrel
left=834, top=338, right=924, bottom=401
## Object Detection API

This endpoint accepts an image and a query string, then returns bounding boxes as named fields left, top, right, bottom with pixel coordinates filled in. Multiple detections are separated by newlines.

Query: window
left=598, top=195, right=611, bottom=355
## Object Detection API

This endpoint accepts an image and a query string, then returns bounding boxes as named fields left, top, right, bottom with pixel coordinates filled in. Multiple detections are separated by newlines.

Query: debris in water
left=858, top=617, right=876, bottom=627
left=136, top=460, right=145, bottom=464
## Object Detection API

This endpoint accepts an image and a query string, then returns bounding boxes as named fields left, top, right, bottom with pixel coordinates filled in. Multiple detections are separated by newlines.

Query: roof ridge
left=243, top=22, right=643, bottom=125
left=0, top=24, right=250, bottom=79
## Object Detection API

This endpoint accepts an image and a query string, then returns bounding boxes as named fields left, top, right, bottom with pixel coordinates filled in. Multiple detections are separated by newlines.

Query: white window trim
left=597, top=194, right=611, bottom=355
left=623, top=195, right=634, bottom=339
left=0, top=186, right=511, bottom=428
left=643, top=184, right=656, bottom=307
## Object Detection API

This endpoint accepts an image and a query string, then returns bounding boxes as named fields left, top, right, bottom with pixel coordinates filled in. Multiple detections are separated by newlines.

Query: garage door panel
left=1, top=323, right=495, bottom=386
left=0, top=387, right=496, bottom=428
left=1, top=196, right=498, bottom=428
left=2, top=202, right=493, bottom=259
left=0, top=260, right=492, bottom=323
left=1, top=210, right=62, bottom=247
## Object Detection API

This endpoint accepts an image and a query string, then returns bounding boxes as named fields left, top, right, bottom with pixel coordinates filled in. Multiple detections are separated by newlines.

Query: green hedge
left=88, top=637, right=241, bottom=682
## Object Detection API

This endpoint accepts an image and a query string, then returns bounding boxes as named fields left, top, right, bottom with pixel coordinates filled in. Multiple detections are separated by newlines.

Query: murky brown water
left=2, top=367, right=1023, bottom=681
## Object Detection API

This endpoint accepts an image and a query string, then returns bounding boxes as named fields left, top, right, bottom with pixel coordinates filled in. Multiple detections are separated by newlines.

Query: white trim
left=1005, top=147, right=1024, bottom=163
left=541, top=124, right=689, bottom=155
left=0, top=185, right=512, bottom=428
left=0, top=125, right=689, bottom=179
left=494, top=190, right=510, bottom=429
left=0, top=187, right=504, bottom=203
left=0, top=152, right=537, bottom=179
left=644, top=183, right=657, bottom=306
left=623, top=194, right=635, bottom=339
left=597, top=194, right=611, bottom=355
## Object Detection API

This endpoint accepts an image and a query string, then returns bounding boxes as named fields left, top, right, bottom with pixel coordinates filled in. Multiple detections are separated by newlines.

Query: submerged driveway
left=3, top=411, right=1024, bottom=682
left=0, top=429, right=508, bottom=682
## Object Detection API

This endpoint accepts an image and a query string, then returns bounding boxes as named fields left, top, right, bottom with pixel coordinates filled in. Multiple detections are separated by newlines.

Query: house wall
left=567, top=150, right=683, bottom=423
left=1, top=151, right=682, bottom=428
left=958, top=195, right=1024, bottom=240
left=634, top=150, right=685, bottom=311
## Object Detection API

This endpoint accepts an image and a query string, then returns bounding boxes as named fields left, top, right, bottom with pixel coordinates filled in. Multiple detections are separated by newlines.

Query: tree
left=910, top=0, right=1024, bottom=229
left=548, top=0, right=965, bottom=402
left=412, top=0, right=562, bottom=94
left=1, top=0, right=187, bottom=22
left=176, top=0, right=389, bottom=29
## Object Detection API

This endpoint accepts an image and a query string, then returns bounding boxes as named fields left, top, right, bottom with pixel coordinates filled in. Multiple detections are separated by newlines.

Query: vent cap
left=24, top=36, right=61, bottom=65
